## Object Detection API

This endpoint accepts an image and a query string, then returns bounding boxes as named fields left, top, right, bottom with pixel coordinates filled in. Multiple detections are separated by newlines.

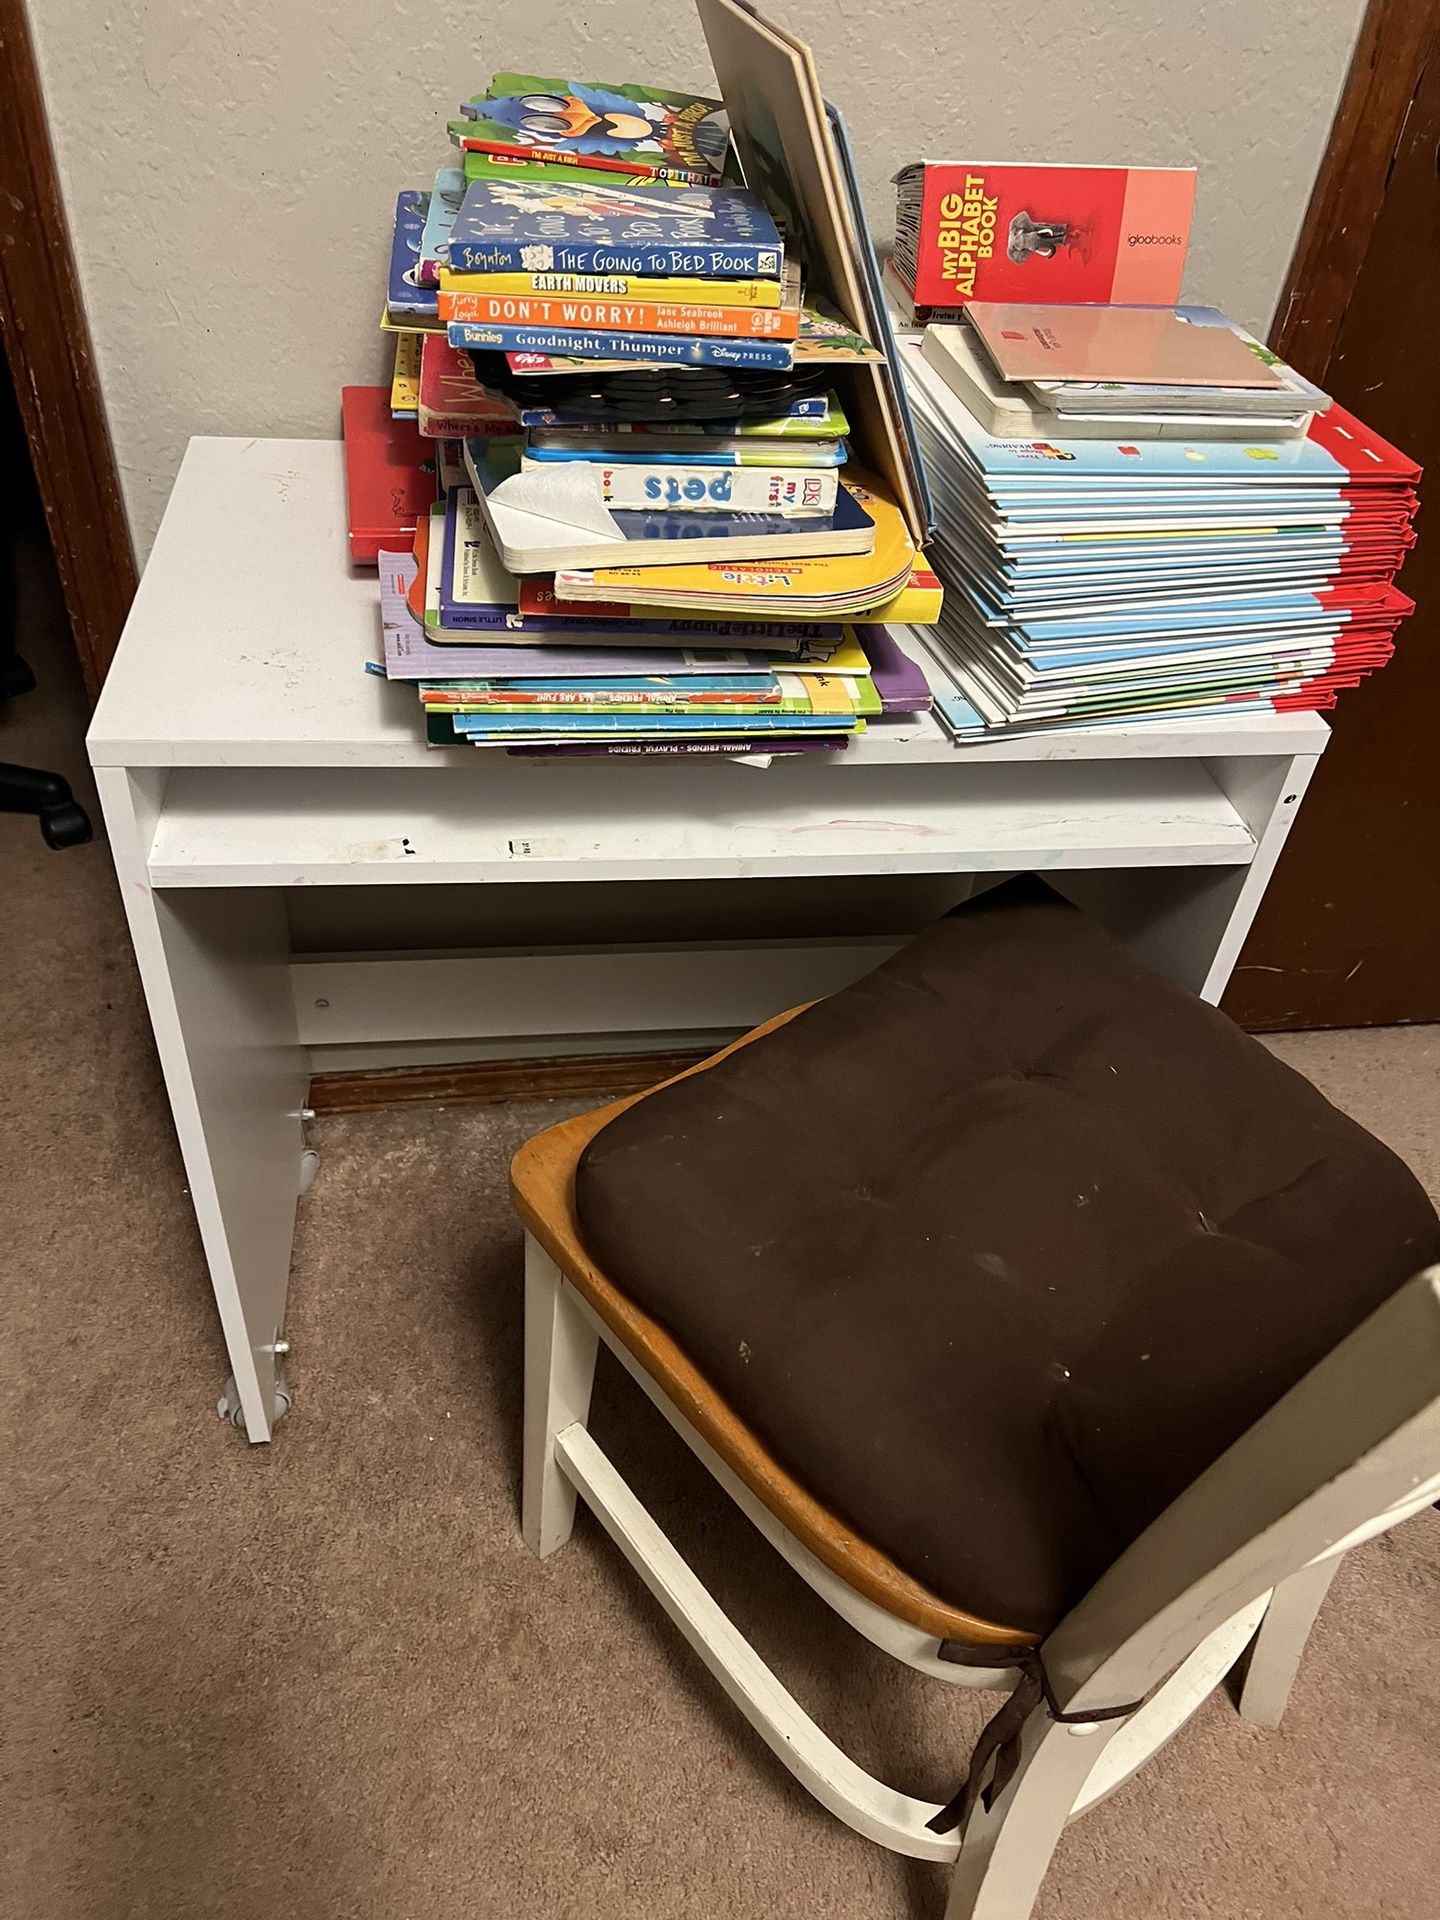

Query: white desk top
left=88, top=437, right=1332, bottom=771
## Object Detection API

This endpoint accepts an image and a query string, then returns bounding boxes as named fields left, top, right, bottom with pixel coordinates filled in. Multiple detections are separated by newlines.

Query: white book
left=463, top=440, right=873, bottom=574
left=517, top=453, right=839, bottom=517
left=919, top=323, right=1311, bottom=442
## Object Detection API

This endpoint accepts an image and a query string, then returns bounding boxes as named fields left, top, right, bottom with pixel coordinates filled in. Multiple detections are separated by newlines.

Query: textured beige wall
left=27, top=0, right=1365, bottom=557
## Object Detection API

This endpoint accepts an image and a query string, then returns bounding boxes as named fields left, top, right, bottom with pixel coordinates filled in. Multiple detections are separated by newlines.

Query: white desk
left=89, top=436, right=1329, bottom=1440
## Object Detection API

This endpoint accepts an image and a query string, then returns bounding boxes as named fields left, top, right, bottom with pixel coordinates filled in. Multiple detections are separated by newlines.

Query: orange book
left=439, top=260, right=802, bottom=342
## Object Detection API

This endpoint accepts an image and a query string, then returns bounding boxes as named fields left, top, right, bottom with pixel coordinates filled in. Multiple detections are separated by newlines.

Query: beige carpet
left=3, top=538, right=1438, bottom=1919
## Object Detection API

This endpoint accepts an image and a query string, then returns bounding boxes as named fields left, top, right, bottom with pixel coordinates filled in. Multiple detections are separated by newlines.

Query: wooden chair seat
left=511, top=1008, right=1030, bottom=1649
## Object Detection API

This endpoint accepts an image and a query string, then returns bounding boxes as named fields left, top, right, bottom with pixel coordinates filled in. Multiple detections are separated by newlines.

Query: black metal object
left=0, top=525, right=94, bottom=850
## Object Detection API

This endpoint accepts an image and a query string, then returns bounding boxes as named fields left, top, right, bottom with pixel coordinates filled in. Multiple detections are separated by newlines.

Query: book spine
left=453, top=710, right=852, bottom=733
left=425, top=688, right=783, bottom=710
left=441, top=270, right=783, bottom=308
left=504, top=736, right=847, bottom=757
left=427, top=606, right=527, bottom=632
left=449, top=134, right=718, bottom=188
left=439, top=290, right=797, bottom=339
left=447, top=323, right=794, bottom=371
left=418, top=408, right=523, bottom=441
left=445, top=236, right=784, bottom=278
left=533, top=461, right=839, bottom=516
left=515, top=394, right=831, bottom=428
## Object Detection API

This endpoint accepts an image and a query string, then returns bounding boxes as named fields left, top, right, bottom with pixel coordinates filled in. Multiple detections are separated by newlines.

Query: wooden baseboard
left=308, top=1045, right=715, bottom=1116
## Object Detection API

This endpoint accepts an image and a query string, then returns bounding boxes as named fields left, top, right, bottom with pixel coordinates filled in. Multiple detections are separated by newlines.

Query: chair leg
left=522, top=1235, right=599, bottom=1558
left=944, top=1712, right=1109, bottom=1920
left=1237, top=1553, right=1341, bottom=1728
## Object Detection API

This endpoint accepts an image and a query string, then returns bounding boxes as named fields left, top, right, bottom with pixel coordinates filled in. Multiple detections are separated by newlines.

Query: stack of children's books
left=345, top=27, right=941, bottom=759
left=919, top=304, right=1328, bottom=444
left=895, top=327, right=1420, bottom=741
left=879, top=153, right=1421, bottom=744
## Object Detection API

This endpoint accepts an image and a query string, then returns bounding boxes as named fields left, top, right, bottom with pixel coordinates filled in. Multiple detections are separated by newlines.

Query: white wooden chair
left=512, top=1039, right=1440, bottom=1920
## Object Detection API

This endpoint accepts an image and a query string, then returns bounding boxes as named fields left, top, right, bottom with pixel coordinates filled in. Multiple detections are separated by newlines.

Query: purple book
left=856, top=624, right=934, bottom=714
left=385, top=623, right=773, bottom=682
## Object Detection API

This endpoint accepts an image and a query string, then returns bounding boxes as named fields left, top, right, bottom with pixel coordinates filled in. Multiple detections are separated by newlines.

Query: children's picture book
left=439, top=265, right=783, bottom=307
left=506, top=389, right=834, bottom=431
left=465, top=440, right=875, bottom=572
left=919, top=321, right=1313, bottom=442
left=387, top=191, right=438, bottom=318
left=793, top=301, right=884, bottom=364
left=417, top=166, right=466, bottom=285
left=454, top=73, right=728, bottom=185
left=460, top=149, right=690, bottom=194
left=421, top=675, right=790, bottom=711
left=342, top=388, right=437, bottom=563
left=523, top=430, right=847, bottom=467
left=439, top=258, right=802, bottom=340
left=964, top=302, right=1284, bottom=390
left=555, top=475, right=915, bottom=614
left=891, top=161, right=1196, bottom=309
left=514, top=576, right=843, bottom=641
left=445, top=176, right=783, bottom=278
left=390, top=331, right=421, bottom=417
left=517, top=453, right=839, bottom=516
left=450, top=324, right=795, bottom=372
left=417, top=335, right=527, bottom=440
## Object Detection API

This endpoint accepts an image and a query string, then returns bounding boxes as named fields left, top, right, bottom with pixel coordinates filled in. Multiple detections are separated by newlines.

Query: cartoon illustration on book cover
left=480, top=179, right=716, bottom=225
left=465, top=75, right=728, bottom=178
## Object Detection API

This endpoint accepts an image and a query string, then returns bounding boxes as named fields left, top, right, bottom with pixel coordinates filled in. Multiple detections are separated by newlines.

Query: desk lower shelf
left=144, top=758, right=1257, bottom=888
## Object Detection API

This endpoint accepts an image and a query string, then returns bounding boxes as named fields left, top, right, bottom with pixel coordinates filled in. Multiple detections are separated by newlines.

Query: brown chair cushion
left=574, top=878, right=1440, bottom=1634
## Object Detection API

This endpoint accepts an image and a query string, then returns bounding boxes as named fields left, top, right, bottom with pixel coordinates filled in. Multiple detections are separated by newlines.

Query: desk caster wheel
left=40, top=801, right=94, bottom=849
left=218, top=1370, right=294, bottom=1434
left=299, top=1147, right=321, bottom=1194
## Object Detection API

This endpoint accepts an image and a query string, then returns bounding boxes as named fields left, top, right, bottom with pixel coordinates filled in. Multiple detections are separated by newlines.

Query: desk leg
left=1060, top=751, right=1318, bottom=1004
left=95, top=768, right=308, bottom=1440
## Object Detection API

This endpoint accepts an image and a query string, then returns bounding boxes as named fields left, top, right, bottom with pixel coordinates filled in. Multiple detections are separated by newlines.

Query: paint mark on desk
left=343, top=839, right=412, bottom=862
left=789, top=817, right=943, bottom=837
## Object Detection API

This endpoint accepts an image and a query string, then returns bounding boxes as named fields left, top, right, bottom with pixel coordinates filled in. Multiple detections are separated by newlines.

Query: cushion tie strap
left=925, top=1641, right=1145, bottom=1835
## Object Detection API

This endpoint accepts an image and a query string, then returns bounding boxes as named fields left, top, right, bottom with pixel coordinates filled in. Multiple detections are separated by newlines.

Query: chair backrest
left=1042, top=1266, right=1440, bottom=1713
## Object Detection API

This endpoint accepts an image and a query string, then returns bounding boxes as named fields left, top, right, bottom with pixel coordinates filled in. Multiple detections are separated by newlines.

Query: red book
left=892, top=162, right=1196, bottom=310
left=417, top=336, right=524, bottom=440
left=341, top=387, right=437, bottom=566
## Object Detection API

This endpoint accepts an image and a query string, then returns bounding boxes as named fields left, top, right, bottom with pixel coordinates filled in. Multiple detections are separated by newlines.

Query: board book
left=342, top=387, right=436, bottom=562
left=450, top=323, right=795, bottom=371
left=387, top=191, right=437, bottom=319
left=445, top=175, right=783, bottom=278
left=464, top=439, right=875, bottom=571
left=439, top=258, right=802, bottom=338
left=454, top=74, right=728, bottom=185
left=517, top=453, right=839, bottom=515
left=438, top=266, right=783, bottom=307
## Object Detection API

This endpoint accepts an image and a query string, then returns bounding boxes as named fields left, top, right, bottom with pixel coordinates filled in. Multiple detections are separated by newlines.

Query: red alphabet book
left=892, top=162, right=1197, bottom=310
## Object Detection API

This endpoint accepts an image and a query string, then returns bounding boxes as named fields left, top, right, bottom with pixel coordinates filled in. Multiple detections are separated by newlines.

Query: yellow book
left=391, top=332, right=421, bottom=414
left=437, top=267, right=783, bottom=309
left=866, top=563, right=944, bottom=627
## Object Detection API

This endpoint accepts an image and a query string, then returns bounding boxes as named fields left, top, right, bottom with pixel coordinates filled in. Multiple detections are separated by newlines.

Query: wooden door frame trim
left=0, top=0, right=137, bottom=701
left=1269, top=0, right=1440, bottom=378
